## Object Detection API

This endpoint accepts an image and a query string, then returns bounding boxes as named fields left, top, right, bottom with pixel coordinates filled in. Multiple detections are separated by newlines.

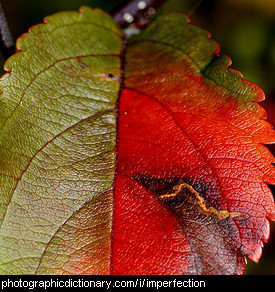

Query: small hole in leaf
left=105, top=73, right=120, bottom=81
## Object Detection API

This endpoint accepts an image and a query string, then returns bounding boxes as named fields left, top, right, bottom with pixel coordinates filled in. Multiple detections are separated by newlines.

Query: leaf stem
left=111, top=0, right=167, bottom=28
left=0, top=3, right=14, bottom=59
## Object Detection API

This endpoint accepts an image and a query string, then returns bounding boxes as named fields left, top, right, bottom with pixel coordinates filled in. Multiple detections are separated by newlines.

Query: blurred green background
left=0, top=0, right=274, bottom=275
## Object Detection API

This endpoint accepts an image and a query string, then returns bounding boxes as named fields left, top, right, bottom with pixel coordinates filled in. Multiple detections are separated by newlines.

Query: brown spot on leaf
left=160, top=182, right=241, bottom=221
left=132, top=173, right=180, bottom=196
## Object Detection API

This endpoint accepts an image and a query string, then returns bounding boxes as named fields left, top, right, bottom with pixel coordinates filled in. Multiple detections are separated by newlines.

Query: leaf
left=0, top=6, right=274, bottom=275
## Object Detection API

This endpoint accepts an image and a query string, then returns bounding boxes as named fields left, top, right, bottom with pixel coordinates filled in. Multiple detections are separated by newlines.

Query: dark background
left=1, top=0, right=274, bottom=275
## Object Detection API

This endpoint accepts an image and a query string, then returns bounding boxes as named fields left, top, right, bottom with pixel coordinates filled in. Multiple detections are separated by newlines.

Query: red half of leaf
left=112, top=13, right=275, bottom=275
